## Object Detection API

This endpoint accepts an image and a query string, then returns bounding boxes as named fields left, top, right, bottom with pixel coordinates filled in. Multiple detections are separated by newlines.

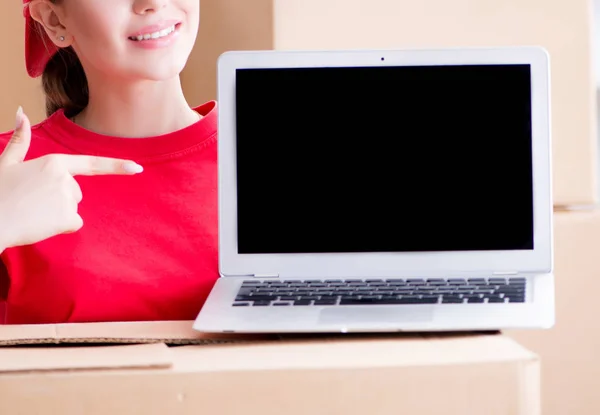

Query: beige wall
left=181, top=0, right=275, bottom=107
left=0, top=2, right=46, bottom=131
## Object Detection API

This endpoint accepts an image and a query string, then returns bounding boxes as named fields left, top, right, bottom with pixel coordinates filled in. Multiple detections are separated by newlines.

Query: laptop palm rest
left=318, top=306, right=435, bottom=325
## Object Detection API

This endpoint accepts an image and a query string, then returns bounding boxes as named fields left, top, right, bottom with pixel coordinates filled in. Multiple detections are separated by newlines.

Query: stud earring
left=58, top=36, right=65, bottom=42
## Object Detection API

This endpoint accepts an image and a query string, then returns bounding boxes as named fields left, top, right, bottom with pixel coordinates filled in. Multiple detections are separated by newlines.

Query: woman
left=0, top=0, right=219, bottom=324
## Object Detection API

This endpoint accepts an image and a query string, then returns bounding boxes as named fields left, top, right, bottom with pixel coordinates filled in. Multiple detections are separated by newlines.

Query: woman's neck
left=72, top=75, right=201, bottom=138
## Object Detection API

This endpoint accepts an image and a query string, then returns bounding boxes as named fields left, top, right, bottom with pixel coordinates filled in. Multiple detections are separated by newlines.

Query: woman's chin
left=127, top=64, right=187, bottom=83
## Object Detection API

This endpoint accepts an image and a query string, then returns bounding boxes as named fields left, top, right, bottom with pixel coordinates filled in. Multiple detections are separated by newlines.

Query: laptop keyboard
left=232, top=277, right=526, bottom=307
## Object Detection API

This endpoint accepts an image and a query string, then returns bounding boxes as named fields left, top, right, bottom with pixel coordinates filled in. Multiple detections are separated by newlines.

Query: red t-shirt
left=0, top=101, right=219, bottom=324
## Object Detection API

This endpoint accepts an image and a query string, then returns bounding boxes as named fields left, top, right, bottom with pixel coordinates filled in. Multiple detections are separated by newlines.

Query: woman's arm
left=0, top=107, right=144, bottom=251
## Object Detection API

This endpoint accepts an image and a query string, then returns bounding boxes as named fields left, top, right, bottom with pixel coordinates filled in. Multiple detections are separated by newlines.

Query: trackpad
left=318, top=306, right=435, bottom=325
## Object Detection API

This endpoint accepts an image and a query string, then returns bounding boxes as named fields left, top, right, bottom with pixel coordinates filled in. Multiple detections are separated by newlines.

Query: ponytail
left=41, top=46, right=89, bottom=117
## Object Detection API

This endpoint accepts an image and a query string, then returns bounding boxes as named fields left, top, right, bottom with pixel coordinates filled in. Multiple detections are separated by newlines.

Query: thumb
left=0, top=106, right=32, bottom=166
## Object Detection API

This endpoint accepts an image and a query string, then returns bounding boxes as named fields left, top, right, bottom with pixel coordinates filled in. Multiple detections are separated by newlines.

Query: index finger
left=63, top=155, right=144, bottom=176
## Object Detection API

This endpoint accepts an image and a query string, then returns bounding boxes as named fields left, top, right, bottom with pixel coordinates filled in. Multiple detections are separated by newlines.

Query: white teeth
left=130, top=25, right=176, bottom=41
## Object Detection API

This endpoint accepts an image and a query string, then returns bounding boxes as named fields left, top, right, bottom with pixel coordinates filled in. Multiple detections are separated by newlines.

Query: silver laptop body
left=194, top=46, right=554, bottom=333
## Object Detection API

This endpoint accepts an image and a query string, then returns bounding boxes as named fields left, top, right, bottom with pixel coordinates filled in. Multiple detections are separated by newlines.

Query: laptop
left=193, top=46, right=555, bottom=333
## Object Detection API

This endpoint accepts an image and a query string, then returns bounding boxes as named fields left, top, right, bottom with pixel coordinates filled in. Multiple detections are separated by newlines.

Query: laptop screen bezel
left=216, top=47, right=553, bottom=278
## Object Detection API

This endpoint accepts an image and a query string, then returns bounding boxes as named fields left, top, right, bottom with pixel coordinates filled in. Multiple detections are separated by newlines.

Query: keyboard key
left=242, top=281, right=262, bottom=286
left=290, top=283, right=308, bottom=287
left=233, top=303, right=250, bottom=307
left=314, top=299, right=337, bottom=305
left=294, top=300, right=312, bottom=306
left=272, top=302, right=291, bottom=306
left=342, top=296, right=404, bottom=305
left=252, top=301, right=271, bottom=306
left=270, top=283, right=288, bottom=288
left=419, top=295, right=440, bottom=304
left=442, top=295, right=463, bottom=304
left=247, top=295, right=274, bottom=302
left=393, top=290, right=414, bottom=295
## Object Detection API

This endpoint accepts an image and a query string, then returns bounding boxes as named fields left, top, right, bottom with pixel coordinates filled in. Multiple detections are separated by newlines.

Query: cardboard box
left=182, top=0, right=598, bottom=206
left=0, top=320, right=270, bottom=346
left=0, top=329, right=540, bottom=415
left=506, top=209, right=600, bottom=415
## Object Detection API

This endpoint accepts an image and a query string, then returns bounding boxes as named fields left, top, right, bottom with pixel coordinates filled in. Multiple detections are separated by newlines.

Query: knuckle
left=8, top=132, right=23, bottom=145
left=87, top=157, right=101, bottom=175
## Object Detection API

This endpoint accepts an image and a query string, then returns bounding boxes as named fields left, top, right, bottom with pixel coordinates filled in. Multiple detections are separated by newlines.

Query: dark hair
left=41, top=47, right=88, bottom=117
left=36, top=1, right=89, bottom=117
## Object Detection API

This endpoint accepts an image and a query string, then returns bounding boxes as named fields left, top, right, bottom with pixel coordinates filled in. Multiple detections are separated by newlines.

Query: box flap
left=0, top=321, right=273, bottom=346
left=169, top=332, right=539, bottom=372
left=0, top=343, right=172, bottom=373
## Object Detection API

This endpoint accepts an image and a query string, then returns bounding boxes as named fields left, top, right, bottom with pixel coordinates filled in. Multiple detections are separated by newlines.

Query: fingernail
left=123, top=162, right=143, bottom=174
left=15, top=106, right=23, bottom=130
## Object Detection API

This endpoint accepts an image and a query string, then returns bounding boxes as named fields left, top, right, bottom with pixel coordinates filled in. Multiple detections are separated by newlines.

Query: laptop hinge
left=492, top=271, right=519, bottom=275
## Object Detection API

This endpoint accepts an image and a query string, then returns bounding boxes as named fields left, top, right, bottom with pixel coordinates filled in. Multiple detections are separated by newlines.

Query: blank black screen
left=234, top=64, right=534, bottom=254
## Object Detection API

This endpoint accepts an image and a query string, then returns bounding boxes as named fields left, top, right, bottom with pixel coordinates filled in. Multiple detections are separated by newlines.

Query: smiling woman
left=0, top=0, right=220, bottom=325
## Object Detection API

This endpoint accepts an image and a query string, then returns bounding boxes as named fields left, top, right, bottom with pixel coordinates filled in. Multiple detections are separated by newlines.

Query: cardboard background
left=506, top=209, right=600, bottom=415
left=0, top=0, right=597, bottom=205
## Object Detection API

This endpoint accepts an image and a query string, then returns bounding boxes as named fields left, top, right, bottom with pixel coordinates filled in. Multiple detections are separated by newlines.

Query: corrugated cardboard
left=0, top=343, right=172, bottom=373
left=182, top=0, right=598, bottom=206
left=0, top=320, right=271, bottom=346
left=506, top=209, right=600, bottom=415
left=0, top=333, right=541, bottom=415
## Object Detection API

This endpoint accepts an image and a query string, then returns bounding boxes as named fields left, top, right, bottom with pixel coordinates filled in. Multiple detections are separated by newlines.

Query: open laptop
left=193, top=46, right=554, bottom=333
